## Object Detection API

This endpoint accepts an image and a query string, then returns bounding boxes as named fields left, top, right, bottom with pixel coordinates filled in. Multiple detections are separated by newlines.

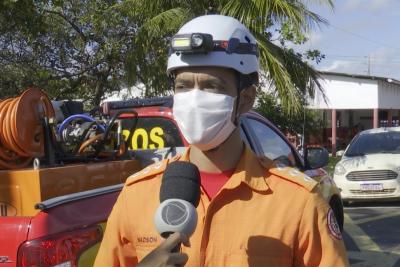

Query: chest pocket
left=211, top=235, right=293, bottom=267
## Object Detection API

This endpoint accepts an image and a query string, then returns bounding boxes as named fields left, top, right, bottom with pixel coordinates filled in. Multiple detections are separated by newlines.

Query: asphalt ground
left=343, top=201, right=400, bottom=267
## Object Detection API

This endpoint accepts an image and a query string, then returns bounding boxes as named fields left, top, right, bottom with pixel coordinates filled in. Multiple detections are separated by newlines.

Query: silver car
left=333, top=127, right=400, bottom=202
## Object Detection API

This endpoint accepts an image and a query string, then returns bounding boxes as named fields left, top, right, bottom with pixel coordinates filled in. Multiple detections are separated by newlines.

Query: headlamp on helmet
left=170, top=33, right=258, bottom=58
left=171, top=33, right=213, bottom=54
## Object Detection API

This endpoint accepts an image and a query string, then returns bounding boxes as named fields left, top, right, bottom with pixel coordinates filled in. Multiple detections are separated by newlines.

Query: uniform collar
left=179, top=146, right=271, bottom=192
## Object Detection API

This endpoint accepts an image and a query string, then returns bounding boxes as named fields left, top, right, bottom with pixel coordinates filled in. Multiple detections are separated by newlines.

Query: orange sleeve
left=94, top=187, right=138, bottom=267
left=294, top=191, right=350, bottom=267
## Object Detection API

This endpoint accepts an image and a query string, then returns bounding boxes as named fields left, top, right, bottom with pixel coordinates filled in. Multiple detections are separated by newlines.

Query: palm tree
left=117, top=0, right=333, bottom=115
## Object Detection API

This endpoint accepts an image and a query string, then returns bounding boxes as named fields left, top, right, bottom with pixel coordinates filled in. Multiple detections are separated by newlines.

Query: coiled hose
left=0, top=88, right=54, bottom=169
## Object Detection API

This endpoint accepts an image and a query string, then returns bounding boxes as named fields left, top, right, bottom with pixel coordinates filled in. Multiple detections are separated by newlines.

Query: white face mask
left=173, top=89, right=237, bottom=151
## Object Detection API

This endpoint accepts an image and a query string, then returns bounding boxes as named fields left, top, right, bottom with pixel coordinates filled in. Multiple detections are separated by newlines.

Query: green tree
left=0, top=0, right=138, bottom=105
left=255, top=89, right=325, bottom=139
left=121, top=0, right=333, bottom=114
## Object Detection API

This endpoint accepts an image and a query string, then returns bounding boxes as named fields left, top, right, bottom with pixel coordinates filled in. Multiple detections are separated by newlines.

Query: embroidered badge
left=327, top=208, right=342, bottom=240
left=137, top=236, right=158, bottom=244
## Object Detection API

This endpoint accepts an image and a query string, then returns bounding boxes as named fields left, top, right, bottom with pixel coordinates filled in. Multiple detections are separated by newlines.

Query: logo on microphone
left=161, top=201, right=188, bottom=226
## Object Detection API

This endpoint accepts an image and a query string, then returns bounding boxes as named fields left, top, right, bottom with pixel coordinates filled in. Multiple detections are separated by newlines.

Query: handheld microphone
left=154, top=161, right=201, bottom=251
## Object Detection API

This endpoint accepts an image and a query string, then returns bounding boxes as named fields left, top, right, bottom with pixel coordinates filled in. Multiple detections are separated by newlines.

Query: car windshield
left=345, top=131, right=400, bottom=156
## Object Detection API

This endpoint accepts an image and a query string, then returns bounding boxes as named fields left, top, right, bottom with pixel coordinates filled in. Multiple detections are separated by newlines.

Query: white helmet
left=167, top=15, right=259, bottom=75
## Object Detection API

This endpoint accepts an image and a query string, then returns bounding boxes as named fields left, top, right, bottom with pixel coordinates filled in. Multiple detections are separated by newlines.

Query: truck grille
left=346, top=170, right=398, bottom=181
left=350, top=188, right=396, bottom=194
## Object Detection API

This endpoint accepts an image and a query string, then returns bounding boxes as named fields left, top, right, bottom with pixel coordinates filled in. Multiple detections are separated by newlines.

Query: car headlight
left=396, top=166, right=400, bottom=173
left=334, top=163, right=346, bottom=176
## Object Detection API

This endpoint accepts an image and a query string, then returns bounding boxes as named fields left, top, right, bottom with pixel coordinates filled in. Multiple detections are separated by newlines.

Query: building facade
left=308, top=71, right=400, bottom=155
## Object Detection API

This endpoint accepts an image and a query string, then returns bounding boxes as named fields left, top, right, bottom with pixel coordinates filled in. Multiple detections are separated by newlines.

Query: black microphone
left=154, top=161, right=201, bottom=252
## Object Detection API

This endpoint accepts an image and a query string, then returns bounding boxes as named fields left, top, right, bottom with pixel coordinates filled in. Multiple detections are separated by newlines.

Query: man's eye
left=175, top=86, right=190, bottom=93
left=204, top=86, right=226, bottom=93
left=175, top=84, right=186, bottom=90
left=204, top=88, right=218, bottom=92
left=204, top=81, right=225, bottom=90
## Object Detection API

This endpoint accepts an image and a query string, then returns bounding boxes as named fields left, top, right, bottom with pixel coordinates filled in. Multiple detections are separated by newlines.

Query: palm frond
left=219, top=0, right=265, bottom=30
left=254, top=32, right=302, bottom=114
left=305, top=0, right=334, bottom=9
left=139, top=7, right=192, bottom=41
left=254, top=31, right=327, bottom=114
left=220, top=0, right=330, bottom=33
left=126, top=7, right=193, bottom=96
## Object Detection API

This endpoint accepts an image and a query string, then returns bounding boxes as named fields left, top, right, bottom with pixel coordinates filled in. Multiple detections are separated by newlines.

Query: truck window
left=246, top=118, right=297, bottom=167
left=121, top=117, right=184, bottom=150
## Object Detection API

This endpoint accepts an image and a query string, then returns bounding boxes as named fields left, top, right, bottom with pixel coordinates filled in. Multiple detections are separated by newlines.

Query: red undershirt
left=200, top=169, right=235, bottom=199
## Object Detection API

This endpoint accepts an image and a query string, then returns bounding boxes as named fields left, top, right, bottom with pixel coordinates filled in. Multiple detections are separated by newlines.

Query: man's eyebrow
left=174, top=77, right=192, bottom=83
left=175, top=74, right=229, bottom=85
left=204, top=76, right=228, bottom=85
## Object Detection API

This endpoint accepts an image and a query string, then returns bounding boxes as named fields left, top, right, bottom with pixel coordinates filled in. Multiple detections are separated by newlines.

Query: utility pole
left=367, top=55, right=371, bottom=75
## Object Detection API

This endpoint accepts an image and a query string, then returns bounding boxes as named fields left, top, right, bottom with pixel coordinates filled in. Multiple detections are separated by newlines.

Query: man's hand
left=137, top=232, right=190, bottom=267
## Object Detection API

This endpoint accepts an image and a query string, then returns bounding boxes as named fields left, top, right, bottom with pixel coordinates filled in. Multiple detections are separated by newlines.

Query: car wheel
left=329, top=196, right=344, bottom=233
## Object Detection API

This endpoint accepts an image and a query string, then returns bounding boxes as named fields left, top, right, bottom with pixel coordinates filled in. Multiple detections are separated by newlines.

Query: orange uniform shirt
left=94, top=147, right=349, bottom=267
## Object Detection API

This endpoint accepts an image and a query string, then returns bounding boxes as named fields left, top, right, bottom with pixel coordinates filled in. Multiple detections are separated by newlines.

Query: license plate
left=360, top=183, right=383, bottom=191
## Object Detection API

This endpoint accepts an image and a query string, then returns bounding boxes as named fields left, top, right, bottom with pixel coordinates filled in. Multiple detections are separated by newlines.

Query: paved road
left=343, top=201, right=400, bottom=267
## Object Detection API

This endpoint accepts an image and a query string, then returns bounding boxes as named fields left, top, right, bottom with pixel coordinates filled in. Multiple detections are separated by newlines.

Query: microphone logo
left=162, top=201, right=189, bottom=226
left=154, top=198, right=198, bottom=237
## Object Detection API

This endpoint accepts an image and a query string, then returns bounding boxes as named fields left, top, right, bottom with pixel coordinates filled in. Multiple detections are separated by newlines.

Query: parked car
left=333, top=127, right=400, bottom=202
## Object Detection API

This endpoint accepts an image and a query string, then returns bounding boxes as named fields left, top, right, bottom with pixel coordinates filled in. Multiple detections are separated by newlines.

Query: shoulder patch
left=268, top=162, right=318, bottom=192
left=125, top=154, right=183, bottom=186
left=327, top=208, right=342, bottom=240
left=125, top=160, right=167, bottom=186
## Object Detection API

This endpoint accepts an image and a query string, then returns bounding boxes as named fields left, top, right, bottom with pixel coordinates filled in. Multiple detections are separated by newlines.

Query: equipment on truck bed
left=0, top=88, right=143, bottom=216
left=0, top=88, right=54, bottom=169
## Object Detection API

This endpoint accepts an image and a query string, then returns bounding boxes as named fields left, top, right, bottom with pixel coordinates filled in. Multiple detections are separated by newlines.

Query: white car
left=333, top=127, right=400, bottom=202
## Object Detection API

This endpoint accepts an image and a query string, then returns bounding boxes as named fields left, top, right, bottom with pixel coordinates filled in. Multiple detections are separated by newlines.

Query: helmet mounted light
left=171, top=33, right=213, bottom=54
left=170, top=33, right=258, bottom=57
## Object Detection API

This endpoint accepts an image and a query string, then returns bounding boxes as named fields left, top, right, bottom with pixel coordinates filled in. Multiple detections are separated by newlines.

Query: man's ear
left=237, top=85, right=256, bottom=115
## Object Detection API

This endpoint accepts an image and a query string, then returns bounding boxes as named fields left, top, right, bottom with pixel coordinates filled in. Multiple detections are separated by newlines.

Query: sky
left=298, top=0, right=400, bottom=80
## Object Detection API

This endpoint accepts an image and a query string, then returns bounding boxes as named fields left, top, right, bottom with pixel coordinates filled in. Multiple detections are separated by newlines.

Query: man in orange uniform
left=94, top=14, right=349, bottom=267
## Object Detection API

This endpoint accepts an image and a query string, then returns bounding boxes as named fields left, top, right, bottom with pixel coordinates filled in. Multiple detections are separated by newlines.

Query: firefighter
left=95, top=14, right=349, bottom=267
